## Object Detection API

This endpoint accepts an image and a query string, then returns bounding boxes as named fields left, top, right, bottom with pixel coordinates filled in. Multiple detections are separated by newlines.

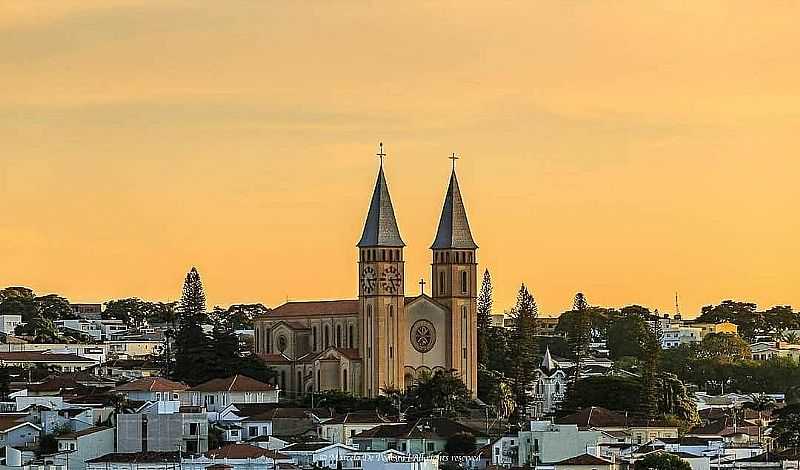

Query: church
left=253, top=146, right=479, bottom=398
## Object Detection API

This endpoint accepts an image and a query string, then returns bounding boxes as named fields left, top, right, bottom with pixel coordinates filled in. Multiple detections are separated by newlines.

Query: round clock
left=361, top=266, right=377, bottom=294
left=380, top=266, right=402, bottom=294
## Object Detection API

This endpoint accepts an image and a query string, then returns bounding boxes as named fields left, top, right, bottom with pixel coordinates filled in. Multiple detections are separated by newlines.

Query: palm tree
left=488, top=377, right=515, bottom=434
left=780, top=331, right=800, bottom=344
left=746, top=393, right=776, bottom=443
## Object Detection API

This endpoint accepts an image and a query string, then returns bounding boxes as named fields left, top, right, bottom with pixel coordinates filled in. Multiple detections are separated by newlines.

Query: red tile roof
left=0, top=352, right=95, bottom=363
left=115, top=377, right=189, bottom=392
left=206, top=444, right=288, bottom=460
left=553, top=454, right=613, bottom=466
left=189, top=374, right=275, bottom=392
left=262, top=300, right=359, bottom=319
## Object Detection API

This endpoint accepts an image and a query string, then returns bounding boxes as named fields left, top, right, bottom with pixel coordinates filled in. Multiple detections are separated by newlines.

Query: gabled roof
left=357, top=165, right=404, bottom=248
left=281, top=442, right=341, bottom=452
left=0, top=415, right=40, bottom=433
left=324, top=411, right=389, bottom=425
left=115, top=377, right=188, bottom=393
left=265, top=300, right=359, bottom=318
left=353, top=417, right=487, bottom=440
left=87, top=452, right=180, bottom=463
left=431, top=170, right=477, bottom=250
left=553, top=454, right=613, bottom=466
left=56, top=426, right=112, bottom=440
left=206, top=444, right=288, bottom=460
left=556, top=406, right=674, bottom=428
left=541, top=346, right=557, bottom=374
left=189, top=375, right=275, bottom=392
left=0, top=352, right=95, bottom=363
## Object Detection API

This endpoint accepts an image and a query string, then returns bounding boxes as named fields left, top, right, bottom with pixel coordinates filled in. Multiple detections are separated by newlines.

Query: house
left=751, top=342, right=800, bottom=362
left=85, top=452, right=180, bottom=470
left=530, top=347, right=569, bottom=418
left=688, top=321, right=738, bottom=339
left=0, top=344, right=108, bottom=364
left=351, top=417, right=490, bottom=455
left=0, top=352, right=98, bottom=372
left=54, top=319, right=127, bottom=341
left=114, top=377, right=189, bottom=403
left=553, top=454, right=618, bottom=470
left=116, top=401, right=208, bottom=454
left=189, top=375, right=279, bottom=412
left=661, top=326, right=703, bottom=349
left=555, top=407, right=679, bottom=445
left=0, top=315, right=22, bottom=335
left=320, top=411, right=391, bottom=444
left=279, top=442, right=357, bottom=469
left=514, top=421, right=602, bottom=466
left=54, top=426, right=115, bottom=470
left=105, top=338, right=163, bottom=359
left=96, top=359, right=161, bottom=379
left=0, top=415, right=42, bottom=448
left=181, top=444, right=292, bottom=470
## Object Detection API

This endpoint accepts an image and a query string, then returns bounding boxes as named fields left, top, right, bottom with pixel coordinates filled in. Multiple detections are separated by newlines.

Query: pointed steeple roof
left=541, top=346, right=557, bottom=373
left=431, top=169, right=478, bottom=250
left=357, top=165, right=405, bottom=248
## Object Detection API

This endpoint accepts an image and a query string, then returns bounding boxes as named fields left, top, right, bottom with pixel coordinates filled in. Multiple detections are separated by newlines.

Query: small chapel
left=253, top=145, right=479, bottom=398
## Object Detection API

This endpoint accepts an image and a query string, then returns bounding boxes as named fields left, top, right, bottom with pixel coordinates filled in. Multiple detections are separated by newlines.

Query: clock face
left=361, top=266, right=377, bottom=294
left=380, top=265, right=402, bottom=294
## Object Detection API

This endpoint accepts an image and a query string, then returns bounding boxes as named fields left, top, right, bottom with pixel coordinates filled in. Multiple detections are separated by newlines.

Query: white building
left=320, top=411, right=391, bottom=444
left=531, top=347, right=569, bottom=418
left=86, top=452, right=180, bottom=470
left=662, top=326, right=703, bottom=349
left=0, top=315, right=22, bottom=335
left=516, top=422, right=602, bottom=466
left=113, top=377, right=189, bottom=403
left=55, top=427, right=115, bottom=470
left=188, top=375, right=279, bottom=412
left=116, top=401, right=208, bottom=454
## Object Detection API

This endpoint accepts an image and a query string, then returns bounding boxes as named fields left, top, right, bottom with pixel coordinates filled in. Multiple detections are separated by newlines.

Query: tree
left=406, top=369, right=472, bottom=417
left=477, top=269, right=493, bottom=365
left=772, top=403, right=800, bottom=452
left=697, top=333, right=750, bottom=360
left=639, top=324, right=662, bottom=420
left=568, top=292, right=591, bottom=381
left=104, top=298, right=148, bottom=327
left=634, top=453, right=692, bottom=470
left=508, top=284, right=537, bottom=425
left=177, top=267, right=207, bottom=325
left=607, top=314, right=650, bottom=360
left=210, top=303, right=269, bottom=330
left=697, top=300, right=760, bottom=341
left=445, top=432, right=477, bottom=455
left=35, top=294, right=75, bottom=320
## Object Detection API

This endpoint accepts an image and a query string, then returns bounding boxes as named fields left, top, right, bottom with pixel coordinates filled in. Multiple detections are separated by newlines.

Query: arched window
left=389, top=250, right=393, bottom=262
left=280, top=370, right=286, bottom=390
left=461, top=271, right=468, bottom=294
left=297, top=371, right=302, bottom=394
left=324, top=325, right=330, bottom=348
left=254, top=328, right=260, bottom=353
left=266, top=328, right=272, bottom=353
left=439, top=271, right=445, bottom=295
left=336, top=325, right=342, bottom=348
left=312, top=327, right=318, bottom=351
left=343, top=370, right=348, bottom=391
left=317, top=370, right=321, bottom=391
left=349, top=325, right=354, bottom=348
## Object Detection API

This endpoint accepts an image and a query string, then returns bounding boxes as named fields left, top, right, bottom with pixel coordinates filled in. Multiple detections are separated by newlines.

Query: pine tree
left=638, top=324, right=662, bottom=419
left=570, top=292, right=591, bottom=383
left=177, top=267, right=207, bottom=326
left=508, top=283, right=538, bottom=425
left=477, top=269, right=493, bottom=365
left=173, top=267, right=213, bottom=385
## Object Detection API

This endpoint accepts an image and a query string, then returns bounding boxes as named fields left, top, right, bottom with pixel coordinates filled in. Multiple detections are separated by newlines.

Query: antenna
left=675, top=292, right=680, bottom=316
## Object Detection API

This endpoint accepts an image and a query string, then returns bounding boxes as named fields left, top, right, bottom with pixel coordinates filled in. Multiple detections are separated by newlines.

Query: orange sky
left=1, top=1, right=798, bottom=316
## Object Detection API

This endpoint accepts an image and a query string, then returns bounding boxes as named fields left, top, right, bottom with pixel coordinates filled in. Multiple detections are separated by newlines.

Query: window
left=426, top=442, right=435, bottom=452
left=317, top=370, right=321, bottom=391
left=189, top=423, right=199, bottom=436
left=254, top=328, right=260, bottom=352
left=266, top=328, right=272, bottom=353
left=249, top=426, right=259, bottom=436
left=461, top=271, right=468, bottom=294
left=439, top=271, right=445, bottom=294
left=349, top=325, right=354, bottom=348
left=325, top=325, right=330, bottom=348
left=343, top=370, right=348, bottom=391
left=336, top=325, right=342, bottom=348
left=312, top=327, right=318, bottom=351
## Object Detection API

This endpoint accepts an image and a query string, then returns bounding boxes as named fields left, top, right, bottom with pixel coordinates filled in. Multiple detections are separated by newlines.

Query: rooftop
left=190, top=374, right=275, bottom=392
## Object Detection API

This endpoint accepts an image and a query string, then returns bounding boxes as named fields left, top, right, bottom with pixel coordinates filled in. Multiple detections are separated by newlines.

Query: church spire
left=541, top=345, right=557, bottom=373
left=431, top=160, right=478, bottom=250
left=357, top=144, right=405, bottom=248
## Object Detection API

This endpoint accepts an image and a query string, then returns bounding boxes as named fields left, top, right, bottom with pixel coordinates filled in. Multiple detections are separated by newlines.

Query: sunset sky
left=1, top=1, right=798, bottom=316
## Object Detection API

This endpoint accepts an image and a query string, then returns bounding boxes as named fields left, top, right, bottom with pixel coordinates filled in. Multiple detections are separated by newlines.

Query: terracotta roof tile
left=206, top=444, right=288, bottom=460
left=189, top=374, right=275, bottom=392
left=262, top=301, right=359, bottom=319
left=115, top=377, right=189, bottom=392
left=553, top=454, right=613, bottom=466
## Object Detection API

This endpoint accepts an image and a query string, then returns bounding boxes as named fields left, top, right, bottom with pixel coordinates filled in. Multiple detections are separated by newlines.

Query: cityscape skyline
left=1, top=1, right=798, bottom=315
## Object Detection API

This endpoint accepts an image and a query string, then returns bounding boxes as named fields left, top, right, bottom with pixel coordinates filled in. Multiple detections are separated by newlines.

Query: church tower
left=431, top=158, right=478, bottom=395
left=357, top=144, right=406, bottom=397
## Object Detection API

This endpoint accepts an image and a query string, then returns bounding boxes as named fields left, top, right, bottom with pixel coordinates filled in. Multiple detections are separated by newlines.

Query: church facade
left=253, top=153, right=479, bottom=398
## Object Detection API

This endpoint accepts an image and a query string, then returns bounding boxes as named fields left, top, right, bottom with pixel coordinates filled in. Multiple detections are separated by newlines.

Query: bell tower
left=431, top=154, right=478, bottom=395
left=357, top=143, right=406, bottom=397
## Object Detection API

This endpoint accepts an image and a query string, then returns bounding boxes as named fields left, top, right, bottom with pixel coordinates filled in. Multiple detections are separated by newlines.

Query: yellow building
left=254, top=151, right=479, bottom=398
left=691, top=321, right=739, bottom=339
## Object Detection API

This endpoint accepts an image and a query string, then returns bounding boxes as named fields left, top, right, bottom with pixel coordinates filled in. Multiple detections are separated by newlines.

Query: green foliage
left=39, top=434, right=58, bottom=455
left=406, top=369, right=472, bottom=417
left=635, top=453, right=692, bottom=470
left=773, top=403, right=800, bottom=451
left=477, top=269, right=493, bottom=365
left=508, top=284, right=538, bottom=424
left=301, top=389, right=395, bottom=415
left=210, top=303, right=269, bottom=330
left=445, top=432, right=477, bottom=455
left=696, top=300, right=798, bottom=342
left=558, top=374, right=698, bottom=424
left=696, top=333, right=751, bottom=360
left=608, top=314, right=650, bottom=359
left=177, top=267, right=207, bottom=326
left=0, top=367, right=10, bottom=401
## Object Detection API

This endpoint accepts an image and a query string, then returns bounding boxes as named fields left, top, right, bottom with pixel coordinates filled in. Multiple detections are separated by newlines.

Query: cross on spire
left=377, top=142, right=386, bottom=166
left=419, top=278, right=427, bottom=295
left=449, top=152, right=460, bottom=171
